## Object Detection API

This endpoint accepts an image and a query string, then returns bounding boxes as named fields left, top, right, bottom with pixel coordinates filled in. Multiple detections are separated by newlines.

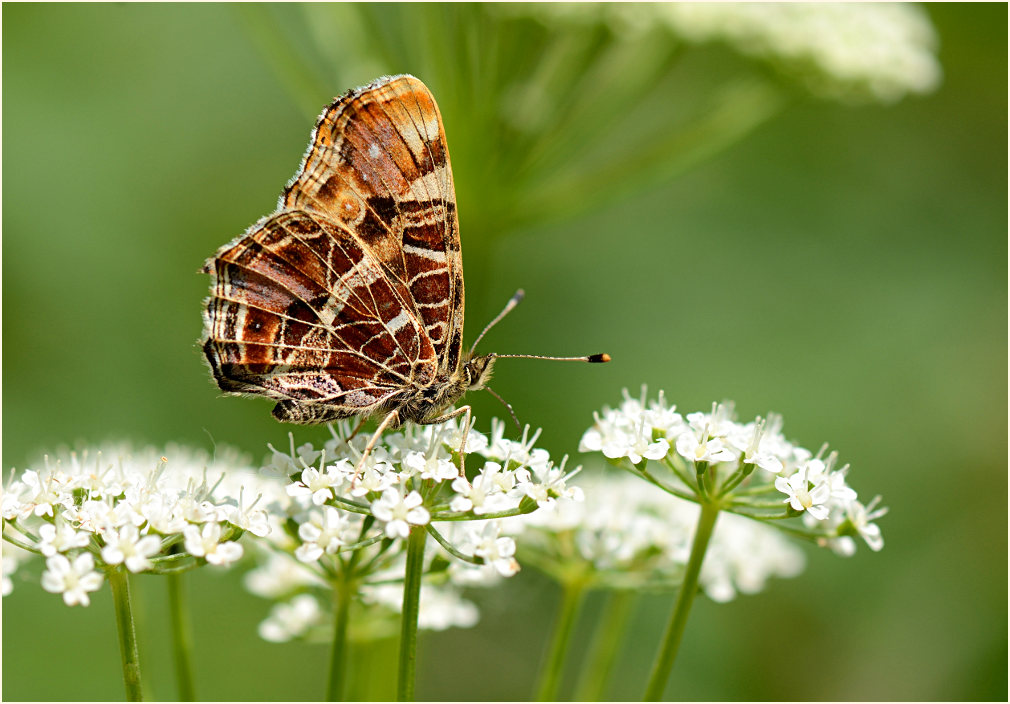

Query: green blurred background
left=2, top=3, right=1006, bottom=701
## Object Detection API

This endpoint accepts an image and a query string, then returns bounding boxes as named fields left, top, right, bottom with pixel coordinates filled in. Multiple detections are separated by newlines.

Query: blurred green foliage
left=2, top=3, right=1006, bottom=701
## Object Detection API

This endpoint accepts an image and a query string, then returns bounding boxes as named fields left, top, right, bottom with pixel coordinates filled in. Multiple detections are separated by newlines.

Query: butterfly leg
left=426, top=405, right=473, bottom=479
left=344, top=415, right=370, bottom=444
left=351, top=409, right=400, bottom=489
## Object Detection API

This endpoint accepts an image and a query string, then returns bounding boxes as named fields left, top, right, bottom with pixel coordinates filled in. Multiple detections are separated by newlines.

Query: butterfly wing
left=203, top=209, right=437, bottom=423
left=203, top=75, right=465, bottom=424
left=281, top=75, right=465, bottom=375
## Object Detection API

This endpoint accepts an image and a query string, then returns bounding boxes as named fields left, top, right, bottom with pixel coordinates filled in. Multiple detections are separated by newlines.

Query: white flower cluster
left=502, top=2, right=941, bottom=103
left=244, top=543, right=489, bottom=643
left=580, top=389, right=887, bottom=556
left=659, top=2, right=941, bottom=103
left=275, top=417, right=579, bottom=549
left=362, top=582, right=480, bottom=631
left=2, top=444, right=282, bottom=606
left=506, top=472, right=805, bottom=601
left=241, top=417, right=582, bottom=642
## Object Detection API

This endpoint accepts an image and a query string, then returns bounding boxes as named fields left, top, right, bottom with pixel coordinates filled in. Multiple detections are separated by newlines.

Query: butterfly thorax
left=389, top=354, right=495, bottom=425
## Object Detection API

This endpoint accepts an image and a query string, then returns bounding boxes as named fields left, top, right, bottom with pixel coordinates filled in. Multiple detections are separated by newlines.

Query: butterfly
left=202, top=74, right=608, bottom=452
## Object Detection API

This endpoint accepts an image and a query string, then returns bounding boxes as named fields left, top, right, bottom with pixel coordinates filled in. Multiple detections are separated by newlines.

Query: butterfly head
left=463, top=354, right=497, bottom=391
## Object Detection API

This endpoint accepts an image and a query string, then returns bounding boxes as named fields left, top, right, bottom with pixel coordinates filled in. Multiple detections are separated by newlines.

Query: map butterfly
left=202, top=75, right=609, bottom=452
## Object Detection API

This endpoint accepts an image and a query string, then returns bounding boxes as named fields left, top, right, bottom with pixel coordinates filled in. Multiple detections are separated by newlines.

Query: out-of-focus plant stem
left=573, top=590, right=635, bottom=701
left=167, top=570, right=195, bottom=701
left=535, top=578, right=587, bottom=701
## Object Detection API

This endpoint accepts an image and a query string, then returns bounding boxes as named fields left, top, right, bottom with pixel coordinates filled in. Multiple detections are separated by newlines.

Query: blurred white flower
left=295, top=506, right=352, bottom=563
left=183, top=522, right=243, bottom=566
left=38, top=520, right=91, bottom=557
left=19, top=469, right=66, bottom=518
left=259, top=594, right=323, bottom=643
left=506, top=471, right=805, bottom=599
left=100, top=525, right=162, bottom=573
left=362, top=583, right=479, bottom=631
left=244, top=551, right=326, bottom=599
left=663, top=3, right=941, bottom=102
left=2, top=543, right=31, bottom=596
left=224, top=489, right=272, bottom=537
left=504, top=2, right=940, bottom=104
left=461, top=522, right=520, bottom=577
left=41, top=553, right=104, bottom=607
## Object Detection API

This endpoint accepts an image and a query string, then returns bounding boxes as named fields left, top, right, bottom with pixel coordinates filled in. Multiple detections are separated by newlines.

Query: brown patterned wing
left=282, top=74, right=465, bottom=375
left=203, top=209, right=438, bottom=423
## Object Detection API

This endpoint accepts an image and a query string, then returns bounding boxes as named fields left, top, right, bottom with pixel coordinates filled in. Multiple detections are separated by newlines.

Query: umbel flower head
left=506, top=2, right=941, bottom=104
left=580, top=388, right=887, bottom=557
left=2, top=444, right=284, bottom=605
left=658, top=2, right=941, bottom=103
left=505, top=470, right=805, bottom=601
left=241, top=416, right=582, bottom=642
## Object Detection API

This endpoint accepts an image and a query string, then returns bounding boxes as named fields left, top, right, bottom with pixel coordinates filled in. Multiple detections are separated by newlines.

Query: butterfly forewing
left=281, top=75, right=464, bottom=373
left=203, top=75, right=464, bottom=424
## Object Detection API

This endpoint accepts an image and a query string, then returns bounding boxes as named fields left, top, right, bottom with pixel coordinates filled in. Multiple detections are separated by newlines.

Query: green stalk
left=644, top=503, right=720, bottom=701
left=167, top=571, right=195, bottom=701
left=232, top=4, right=331, bottom=118
left=108, top=566, right=144, bottom=702
left=573, top=591, right=635, bottom=701
left=397, top=526, right=428, bottom=701
left=535, top=580, right=587, bottom=701
left=327, top=575, right=354, bottom=701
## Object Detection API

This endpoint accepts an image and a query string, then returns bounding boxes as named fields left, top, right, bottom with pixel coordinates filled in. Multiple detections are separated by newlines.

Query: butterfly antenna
left=470, top=289, right=525, bottom=356
left=493, top=353, right=612, bottom=363
left=485, top=385, right=522, bottom=429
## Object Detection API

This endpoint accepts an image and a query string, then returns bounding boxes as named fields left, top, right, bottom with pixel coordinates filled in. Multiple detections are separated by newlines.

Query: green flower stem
left=662, top=457, right=699, bottom=493
left=718, top=462, right=755, bottom=496
left=637, top=464, right=694, bottom=502
left=167, top=571, right=195, bottom=701
left=535, top=579, right=587, bottom=701
left=1, top=530, right=43, bottom=555
left=695, top=467, right=711, bottom=502
left=108, top=566, right=144, bottom=702
left=337, top=533, right=386, bottom=553
left=731, top=483, right=781, bottom=496
left=432, top=502, right=538, bottom=521
left=327, top=575, right=354, bottom=701
left=644, top=502, right=720, bottom=701
left=425, top=524, right=483, bottom=565
left=730, top=499, right=790, bottom=509
left=397, top=525, right=428, bottom=701
left=574, top=590, right=635, bottom=701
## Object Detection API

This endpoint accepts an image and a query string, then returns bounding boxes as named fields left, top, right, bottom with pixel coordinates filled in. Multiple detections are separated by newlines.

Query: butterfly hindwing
left=204, top=208, right=438, bottom=419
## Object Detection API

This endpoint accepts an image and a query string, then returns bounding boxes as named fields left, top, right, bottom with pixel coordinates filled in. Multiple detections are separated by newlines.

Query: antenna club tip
left=588, top=353, right=611, bottom=363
